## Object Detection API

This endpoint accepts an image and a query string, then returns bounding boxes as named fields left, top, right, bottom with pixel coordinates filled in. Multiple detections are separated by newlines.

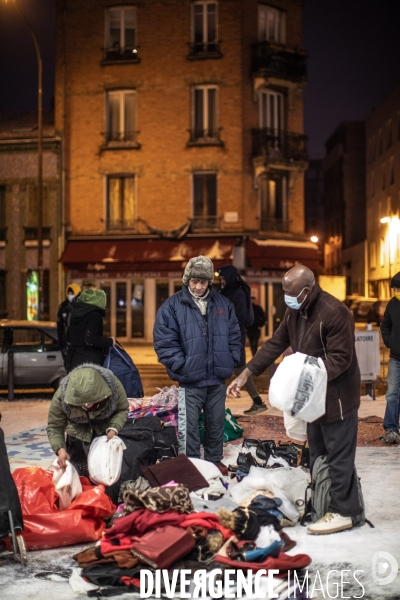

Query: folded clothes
left=123, top=484, right=193, bottom=515
left=141, top=454, right=209, bottom=491
left=104, top=508, right=186, bottom=538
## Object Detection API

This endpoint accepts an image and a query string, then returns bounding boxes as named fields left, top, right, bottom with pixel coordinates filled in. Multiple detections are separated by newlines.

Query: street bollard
left=7, top=349, right=14, bottom=402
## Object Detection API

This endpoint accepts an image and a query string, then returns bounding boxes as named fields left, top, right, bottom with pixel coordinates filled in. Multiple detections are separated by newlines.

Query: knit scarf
left=189, top=286, right=210, bottom=316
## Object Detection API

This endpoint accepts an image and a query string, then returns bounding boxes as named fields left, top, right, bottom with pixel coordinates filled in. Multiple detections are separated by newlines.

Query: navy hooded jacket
left=153, top=285, right=241, bottom=387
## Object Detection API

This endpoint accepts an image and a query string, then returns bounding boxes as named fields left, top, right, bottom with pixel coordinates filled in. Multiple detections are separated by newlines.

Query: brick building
left=323, top=122, right=367, bottom=296
left=0, top=112, right=61, bottom=321
left=366, top=82, right=400, bottom=299
left=56, top=0, right=316, bottom=340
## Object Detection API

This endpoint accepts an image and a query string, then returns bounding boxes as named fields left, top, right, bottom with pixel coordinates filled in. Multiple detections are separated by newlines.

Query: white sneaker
left=307, top=512, right=353, bottom=535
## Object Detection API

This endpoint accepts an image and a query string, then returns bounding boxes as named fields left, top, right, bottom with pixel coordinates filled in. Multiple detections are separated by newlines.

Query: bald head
left=282, top=265, right=315, bottom=303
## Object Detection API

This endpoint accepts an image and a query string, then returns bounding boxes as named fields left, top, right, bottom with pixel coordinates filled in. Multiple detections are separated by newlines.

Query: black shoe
left=243, top=402, right=268, bottom=414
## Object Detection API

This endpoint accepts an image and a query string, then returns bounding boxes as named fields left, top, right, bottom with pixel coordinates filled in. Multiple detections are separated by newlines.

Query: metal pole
left=12, top=1, right=43, bottom=320
left=7, top=349, right=14, bottom=401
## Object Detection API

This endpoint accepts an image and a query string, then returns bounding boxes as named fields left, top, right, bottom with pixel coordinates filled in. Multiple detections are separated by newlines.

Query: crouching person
left=47, top=364, right=129, bottom=477
left=153, top=256, right=241, bottom=476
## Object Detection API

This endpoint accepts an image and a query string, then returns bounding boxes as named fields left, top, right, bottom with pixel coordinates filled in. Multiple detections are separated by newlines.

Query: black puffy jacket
left=381, top=297, right=400, bottom=361
left=67, top=303, right=113, bottom=371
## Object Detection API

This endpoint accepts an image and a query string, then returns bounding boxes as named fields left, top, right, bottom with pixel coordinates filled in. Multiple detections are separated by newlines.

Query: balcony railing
left=191, top=215, right=221, bottom=231
left=102, top=46, right=140, bottom=64
left=106, top=219, right=137, bottom=232
left=251, top=42, right=307, bottom=82
left=187, top=41, right=222, bottom=60
left=252, top=128, right=307, bottom=162
left=187, top=128, right=223, bottom=146
left=260, top=218, right=288, bottom=233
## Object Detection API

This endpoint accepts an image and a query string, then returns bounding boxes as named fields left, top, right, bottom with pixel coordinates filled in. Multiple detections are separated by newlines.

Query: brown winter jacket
left=247, top=283, right=360, bottom=423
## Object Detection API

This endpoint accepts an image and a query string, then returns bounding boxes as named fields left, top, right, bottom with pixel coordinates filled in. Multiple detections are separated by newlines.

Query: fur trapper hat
left=182, top=256, right=214, bottom=286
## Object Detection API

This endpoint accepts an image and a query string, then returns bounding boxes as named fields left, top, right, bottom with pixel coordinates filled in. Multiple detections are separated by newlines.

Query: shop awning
left=60, top=238, right=236, bottom=273
left=246, top=238, right=320, bottom=271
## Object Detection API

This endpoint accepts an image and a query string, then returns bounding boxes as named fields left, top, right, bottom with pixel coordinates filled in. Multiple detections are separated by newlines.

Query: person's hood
left=66, top=283, right=81, bottom=297
left=219, top=265, right=238, bottom=286
left=64, top=367, right=112, bottom=406
left=71, top=301, right=105, bottom=322
left=78, top=288, right=107, bottom=310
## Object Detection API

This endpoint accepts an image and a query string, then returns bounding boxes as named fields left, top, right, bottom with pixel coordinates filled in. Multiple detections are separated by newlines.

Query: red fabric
left=120, top=576, right=141, bottom=588
left=180, top=512, right=233, bottom=539
left=104, top=508, right=186, bottom=538
left=100, top=535, right=134, bottom=554
left=215, top=551, right=312, bottom=574
left=12, top=467, right=115, bottom=551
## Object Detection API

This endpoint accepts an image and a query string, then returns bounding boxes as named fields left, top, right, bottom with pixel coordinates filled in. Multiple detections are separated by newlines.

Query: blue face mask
left=284, top=287, right=307, bottom=310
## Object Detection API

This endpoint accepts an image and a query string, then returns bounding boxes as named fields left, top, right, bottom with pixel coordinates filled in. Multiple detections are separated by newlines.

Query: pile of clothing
left=70, top=453, right=312, bottom=598
left=127, top=386, right=179, bottom=431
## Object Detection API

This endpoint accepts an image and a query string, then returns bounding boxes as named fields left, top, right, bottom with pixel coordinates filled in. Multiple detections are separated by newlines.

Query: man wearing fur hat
left=154, top=256, right=241, bottom=475
left=67, top=288, right=116, bottom=372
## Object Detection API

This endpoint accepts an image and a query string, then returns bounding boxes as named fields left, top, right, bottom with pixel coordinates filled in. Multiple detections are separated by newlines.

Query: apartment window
left=259, top=171, right=287, bottom=231
left=190, top=1, right=220, bottom=56
left=0, top=186, right=5, bottom=241
left=190, top=85, right=220, bottom=143
left=259, top=89, right=284, bottom=131
left=105, top=6, right=138, bottom=62
left=258, top=5, right=285, bottom=43
left=390, top=156, right=395, bottom=185
left=387, top=120, right=393, bottom=148
left=107, top=175, right=135, bottom=229
left=106, top=90, right=137, bottom=144
left=192, top=172, right=218, bottom=229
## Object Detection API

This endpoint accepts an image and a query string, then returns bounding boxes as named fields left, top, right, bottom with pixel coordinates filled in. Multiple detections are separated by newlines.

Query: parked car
left=0, top=321, right=66, bottom=389
left=349, top=298, right=376, bottom=322
left=367, top=300, right=389, bottom=325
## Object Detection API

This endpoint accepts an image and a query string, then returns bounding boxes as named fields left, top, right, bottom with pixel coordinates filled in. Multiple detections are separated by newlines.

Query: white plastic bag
left=52, top=459, right=82, bottom=510
left=269, top=352, right=327, bottom=422
left=283, top=411, right=307, bottom=442
left=87, top=435, right=126, bottom=486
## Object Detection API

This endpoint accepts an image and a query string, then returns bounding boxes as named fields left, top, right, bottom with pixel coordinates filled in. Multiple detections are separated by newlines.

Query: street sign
left=354, top=330, right=380, bottom=381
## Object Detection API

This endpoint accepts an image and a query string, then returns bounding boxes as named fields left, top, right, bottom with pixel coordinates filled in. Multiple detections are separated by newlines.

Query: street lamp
left=380, top=215, right=399, bottom=283
left=3, top=0, right=43, bottom=320
left=310, top=235, right=319, bottom=243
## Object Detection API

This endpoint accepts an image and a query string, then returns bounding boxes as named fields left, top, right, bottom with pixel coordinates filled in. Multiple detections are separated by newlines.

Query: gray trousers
left=234, top=366, right=260, bottom=400
left=178, top=384, right=226, bottom=462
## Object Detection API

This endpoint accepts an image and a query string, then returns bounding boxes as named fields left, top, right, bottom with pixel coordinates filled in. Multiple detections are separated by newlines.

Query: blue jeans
left=384, top=358, right=400, bottom=432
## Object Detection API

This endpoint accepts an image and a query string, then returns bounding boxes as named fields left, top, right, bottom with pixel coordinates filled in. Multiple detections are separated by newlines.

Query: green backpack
left=306, top=455, right=369, bottom=527
left=199, top=408, right=243, bottom=444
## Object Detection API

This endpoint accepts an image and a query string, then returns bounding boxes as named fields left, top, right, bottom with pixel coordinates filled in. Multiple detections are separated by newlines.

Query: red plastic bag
left=12, top=467, right=115, bottom=550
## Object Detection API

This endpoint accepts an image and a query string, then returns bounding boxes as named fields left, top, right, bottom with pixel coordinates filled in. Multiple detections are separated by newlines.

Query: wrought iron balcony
left=260, top=218, right=288, bottom=233
left=252, top=128, right=307, bottom=163
left=102, top=46, right=140, bottom=64
left=191, top=215, right=221, bottom=232
left=251, top=42, right=307, bottom=82
left=106, top=219, right=137, bottom=232
left=187, top=41, right=223, bottom=60
left=187, top=128, right=223, bottom=147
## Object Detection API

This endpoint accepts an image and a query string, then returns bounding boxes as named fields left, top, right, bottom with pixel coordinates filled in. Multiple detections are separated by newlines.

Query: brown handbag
left=131, top=525, right=195, bottom=569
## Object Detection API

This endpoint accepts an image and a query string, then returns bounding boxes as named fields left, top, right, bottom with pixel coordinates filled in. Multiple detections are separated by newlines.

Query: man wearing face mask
left=154, top=256, right=241, bottom=475
left=227, top=264, right=362, bottom=535
left=57, top=283, right=81, bottom=368
left=380, top=272, right=400, bottom=444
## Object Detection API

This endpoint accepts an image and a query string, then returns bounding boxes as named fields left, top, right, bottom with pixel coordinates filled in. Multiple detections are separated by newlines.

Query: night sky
left=0, top=0, right=398, bottom=158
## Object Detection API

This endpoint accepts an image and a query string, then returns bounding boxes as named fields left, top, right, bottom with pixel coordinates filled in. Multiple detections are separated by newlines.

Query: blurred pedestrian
left=154, top=256, right=241, bottom=475
left=219, top=266, right=267, bottom=414
left=247, top=297, right=266, bottom=356
left=380, top=272, right=400, bottom=444
left=57, top=283, right=81, bottom=368
left=67, top=288, right=115, bottom=372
